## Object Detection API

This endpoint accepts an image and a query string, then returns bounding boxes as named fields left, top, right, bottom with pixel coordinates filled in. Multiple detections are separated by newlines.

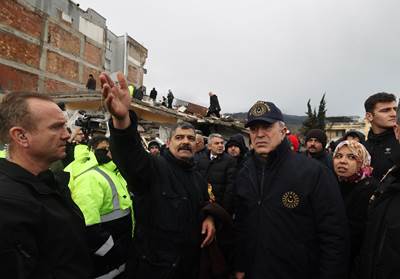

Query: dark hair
left=89, top=135, right=109, bottom=150
left=0, top=92, right=53, bottom=144
left=169, top=122, right=195, bottom=139
left=364, top=92, right=396, bottom=113
left=397, top=100, right=400, bottom=124
left=195, top=129, right=203, bottom=135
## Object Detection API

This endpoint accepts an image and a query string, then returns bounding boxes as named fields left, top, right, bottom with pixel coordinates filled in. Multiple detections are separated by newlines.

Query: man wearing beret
left=305, top=129, right=333, bottom=171
left=233, top=101, right=349, bottom=279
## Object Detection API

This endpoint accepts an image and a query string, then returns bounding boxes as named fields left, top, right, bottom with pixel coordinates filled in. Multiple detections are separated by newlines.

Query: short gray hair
left=208, top=133, right=224, bottom=142
left=277, top=121, right=286, bottom=128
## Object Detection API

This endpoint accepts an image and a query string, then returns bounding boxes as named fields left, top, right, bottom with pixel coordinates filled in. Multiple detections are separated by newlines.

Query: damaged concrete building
left=0, top=0, right=247, bottom=146
left=0, top=0, right=147, bottom=93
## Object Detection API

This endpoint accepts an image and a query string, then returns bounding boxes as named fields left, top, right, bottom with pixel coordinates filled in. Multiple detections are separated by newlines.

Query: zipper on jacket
left=259, top=165, right=265, bottom=202
left=16, top=243, right=32, bottom=259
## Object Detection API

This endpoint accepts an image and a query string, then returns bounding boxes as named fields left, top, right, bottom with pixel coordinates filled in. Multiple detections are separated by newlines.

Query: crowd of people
left=0, top=72, right=399, bottom=279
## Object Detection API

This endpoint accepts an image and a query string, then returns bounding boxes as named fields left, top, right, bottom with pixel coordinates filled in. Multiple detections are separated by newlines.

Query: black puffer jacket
left=225, top=134, right=249, bottom=170
left=209, top=95, right=221, bottom=113
left=306, top=150, right=334, bottom=171
left=109, top=111, right=213, bottom=279
left=234, top=139, right=349, bottom=279
left=196, top=151, right=236, bottom=213
left=339, top=177, right=377, bottom=273
left=365, top=129, right=398, bottom=180
left=0, top=159, right=92, bottom=279
left=356, top=166, right=400, bottom=279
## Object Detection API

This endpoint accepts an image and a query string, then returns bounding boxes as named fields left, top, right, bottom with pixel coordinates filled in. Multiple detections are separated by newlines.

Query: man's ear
left=9, top=127, right=29, bottom=147
left=282, top=127, right=287, bottom=136
left=365, top=112, right=373, bottom=123
left=166, top=139, right=170, bottom=148
left=394, top=124, right=400, bottom=142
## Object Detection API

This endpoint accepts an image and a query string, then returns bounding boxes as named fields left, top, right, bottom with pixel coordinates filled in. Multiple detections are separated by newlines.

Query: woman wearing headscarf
left=333, top=140, right=377, bottom=274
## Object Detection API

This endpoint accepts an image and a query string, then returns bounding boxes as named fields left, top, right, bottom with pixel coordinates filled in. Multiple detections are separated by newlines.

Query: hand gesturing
left=99, top=72, right=132, bottom=129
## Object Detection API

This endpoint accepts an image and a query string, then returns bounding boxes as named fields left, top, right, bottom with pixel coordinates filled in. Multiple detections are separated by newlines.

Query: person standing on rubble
left=206, top=92, right=221, bottom=118
left=167, top=89, right=174, bottom=109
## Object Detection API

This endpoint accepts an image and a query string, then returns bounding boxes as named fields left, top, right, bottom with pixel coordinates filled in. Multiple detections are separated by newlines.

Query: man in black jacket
left=305, top=128, right=333, bottom=171
left=206, top=92, right=221, bottom=118
left=364, top=92, right=398, bottom=180
left=100, top=72, right=216, bottom=278
left=233, top=100, right=349, bottom=279
left=225, top=134, right=249, bottom=171
left=0, top=92, right=92, bottom=278
left=86, top=74, right=96, bottom=90
left=196, top=133, right=236, bottom=213
left=356, top=102, right=400, bottom=279
left=149, top=87, right=157, bottom=101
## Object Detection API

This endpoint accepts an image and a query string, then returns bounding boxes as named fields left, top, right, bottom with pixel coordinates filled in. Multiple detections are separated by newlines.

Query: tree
left=317, top=93, right=327, bottom=130
left=300, top=94, right=327, bottom=136
left=300, top=99, right=318, bottom=136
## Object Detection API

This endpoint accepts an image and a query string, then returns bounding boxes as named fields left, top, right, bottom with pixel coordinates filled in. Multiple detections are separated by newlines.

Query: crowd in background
left=0, top=77, right=399, bottom=279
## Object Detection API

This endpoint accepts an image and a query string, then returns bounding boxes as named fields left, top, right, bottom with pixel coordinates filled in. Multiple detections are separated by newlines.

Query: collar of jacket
left=0, top=158, right=69, bottom=195
left=163, top=150, right=195, bottom=170
left=250, top=138, right=291, bottom=168
left=306, top=149, right=327, bottom=159
left=367, top=128, right=395, bottom=143
left=100, top=160, right=118, bottom=172
left=208, top=150, right=224, bottom=161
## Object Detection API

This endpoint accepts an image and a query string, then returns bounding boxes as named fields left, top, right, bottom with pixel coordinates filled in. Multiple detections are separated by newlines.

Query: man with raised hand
left=100, top=72, right=216, bottom=278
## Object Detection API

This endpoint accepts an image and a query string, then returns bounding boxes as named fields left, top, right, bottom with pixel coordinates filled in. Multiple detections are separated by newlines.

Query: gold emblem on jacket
left=250, top=101, right=270, bottom=117
left=282, top=191, right=300, bottom=208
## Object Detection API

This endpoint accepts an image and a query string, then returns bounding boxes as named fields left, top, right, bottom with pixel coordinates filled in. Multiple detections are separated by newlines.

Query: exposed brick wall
left=83, top=66, right=101, bottom=89
left=0, top=64, right=38, bottom=92
left=44, top=78, right=76, bottom=93
left=0, top=0, right=43, bottom=38
left=84, top=41, right=102, bottom=66
left=0, top=31, right=40, bottom=68
left=46, top=51, right=78, bottom=82
left=127, top=65, right=138, bottom=84
left=137, top=69, right=144, bottom=86
left=48, top=22, right=80, bottom=56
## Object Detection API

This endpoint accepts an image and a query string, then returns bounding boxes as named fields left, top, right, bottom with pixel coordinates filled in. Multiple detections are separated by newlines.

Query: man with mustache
left=233, top=101, right=349, bottom=279
left=304, top=129, right=333, bottom=171
left=100, top=72, right=216, bottom=278
left=364, top=92, right=398, bottom=180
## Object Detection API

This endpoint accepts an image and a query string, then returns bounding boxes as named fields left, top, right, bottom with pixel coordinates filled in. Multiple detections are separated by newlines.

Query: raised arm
left=100, top=72, right=154, bottom=193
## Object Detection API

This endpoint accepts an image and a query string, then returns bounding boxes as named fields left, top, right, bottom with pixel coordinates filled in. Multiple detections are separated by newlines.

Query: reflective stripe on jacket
left=70, top=161, right=133, bottom=226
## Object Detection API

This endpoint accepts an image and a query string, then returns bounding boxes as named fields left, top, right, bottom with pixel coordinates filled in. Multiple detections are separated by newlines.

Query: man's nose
left=61, top=128, right=70, bottom=139
left=255, top=128, right=265, bottom=137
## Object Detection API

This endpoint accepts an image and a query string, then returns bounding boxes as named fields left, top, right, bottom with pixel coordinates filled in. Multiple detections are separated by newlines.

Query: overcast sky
left=77, top=0, right=400, bottom=116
